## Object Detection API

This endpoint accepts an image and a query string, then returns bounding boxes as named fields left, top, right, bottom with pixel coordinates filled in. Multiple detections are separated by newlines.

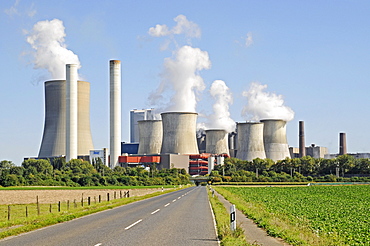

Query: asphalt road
left=0, top=186, right=219, bottom=246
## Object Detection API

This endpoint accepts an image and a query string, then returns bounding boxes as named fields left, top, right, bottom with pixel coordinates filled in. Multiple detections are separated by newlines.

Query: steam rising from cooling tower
left=202, top=80, right=235, bottom=133
left=160, top=112, right=199, bottom=155
left=138, top=120, right=163, bottom=154
left=26, top=19, right=81, bottom=80
left=149, top=45, right=210, bottom=113
left=236, top=122, right=266, bottom=161
left=205, top=129, right=229, bottom=155
left=242, top=82, right=294, bottom=122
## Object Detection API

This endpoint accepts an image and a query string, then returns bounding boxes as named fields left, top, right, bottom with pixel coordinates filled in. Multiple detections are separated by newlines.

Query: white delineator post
left=110, top=60, right=121, bottom=169
left=66, top=64, right=78, bottom=161
left=230, top=204, right=236, bottom=231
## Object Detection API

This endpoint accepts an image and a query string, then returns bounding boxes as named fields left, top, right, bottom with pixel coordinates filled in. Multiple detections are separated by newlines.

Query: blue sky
left=1, top=0, right=370, bottom=164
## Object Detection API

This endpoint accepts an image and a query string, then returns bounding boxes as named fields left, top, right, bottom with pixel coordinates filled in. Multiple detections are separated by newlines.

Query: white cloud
left=148, top=14, right=201, bottom=39
left=4, top=0, right=20, bottom=17
left=245, top=32, right=253, bottom=47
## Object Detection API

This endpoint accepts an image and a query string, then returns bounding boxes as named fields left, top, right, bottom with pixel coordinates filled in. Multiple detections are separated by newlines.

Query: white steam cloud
left=242, top=82, right=294, bottom=122
left=148, top=14, right=201, bottom=38
left=26, top=19, right=80, bottom=80
left=149, top=45, right=211, bottom=113
left=203, top=80, right=235, bottom=132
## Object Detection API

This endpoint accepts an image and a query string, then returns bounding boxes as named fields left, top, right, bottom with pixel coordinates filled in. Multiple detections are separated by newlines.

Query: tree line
left=211, top=155, right=370, bottom=183
left=0, top=158, right=190, bottom=187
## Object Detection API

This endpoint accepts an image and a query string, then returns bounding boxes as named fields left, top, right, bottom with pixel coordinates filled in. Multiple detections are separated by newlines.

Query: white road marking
left=172, top=199, right=176, bottom=202
left=164, top=203, right=170, bottom=207
left=151, top=209, right=160, bottom=214
left=125, top=219, right=143, bottom=230
left=94, top=244, right=102, bottom=246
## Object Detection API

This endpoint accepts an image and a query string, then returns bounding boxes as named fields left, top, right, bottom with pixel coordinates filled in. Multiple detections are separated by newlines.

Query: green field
left=215, top=185, right=370, bottom=246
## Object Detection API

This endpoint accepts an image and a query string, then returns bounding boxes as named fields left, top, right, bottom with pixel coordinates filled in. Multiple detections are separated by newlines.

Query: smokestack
left=261, top=119, right=290, bottom=161
left=339, top=132, right=347, bottom=155
left=299, top=121, right=306, bottom=158
left=38, top=80, right=94, bottom=158
left=138, top=120, right=163, bottom=154
left=205, top=129, right=229, bottom=155
left=160, top=112, right=199, bottom=155
left=110, top=60, right=121, bottom=168
left=66, top=64, right=78, bottom=161
left=236, top=122, right=266, bottom=161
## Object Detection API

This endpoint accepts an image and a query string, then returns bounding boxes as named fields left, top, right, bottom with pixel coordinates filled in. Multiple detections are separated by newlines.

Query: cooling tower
left=261, top=119, right=290, bottom=161
left=66, top=64, right=78, bottom=161
left=236, top=122, right=266, bottom=161
left=38, top=80, right=94, bottom=158
left=160, top=112, right=199, bottom=155
left=205, top=129, right=229, bottom=155
left=299, top=121, right=306, bottom=157
left=138, top=120, right=163, bottom=154
left=110, top=60, right=121, bottom=168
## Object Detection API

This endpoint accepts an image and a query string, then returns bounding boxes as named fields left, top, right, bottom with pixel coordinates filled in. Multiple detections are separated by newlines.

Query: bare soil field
left=0, top=188, right=165, bottom=205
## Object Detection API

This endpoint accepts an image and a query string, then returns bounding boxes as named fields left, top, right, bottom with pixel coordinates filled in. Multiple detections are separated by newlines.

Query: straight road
left=0, top=186, right=218, bottom=246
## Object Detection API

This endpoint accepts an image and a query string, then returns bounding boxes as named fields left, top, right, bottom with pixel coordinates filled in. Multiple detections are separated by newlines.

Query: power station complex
left=35, top=60, right=352, bottom=175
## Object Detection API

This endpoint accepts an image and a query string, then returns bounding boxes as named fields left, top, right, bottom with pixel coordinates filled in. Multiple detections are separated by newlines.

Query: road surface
left=0, top=186, right=218, bottom=246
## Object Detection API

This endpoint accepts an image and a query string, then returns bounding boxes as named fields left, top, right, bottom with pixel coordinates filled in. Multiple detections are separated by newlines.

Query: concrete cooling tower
left=38, top=80, right=94, bottom=158
left=160, top=112, right=199, bottom=155
left=138, top=120, right=163, bottom=154
left=205, top=129, right=229, bottom=155
left=260, top=119, right=290, bottom=161
left=236, top=122, right=266, bottom=161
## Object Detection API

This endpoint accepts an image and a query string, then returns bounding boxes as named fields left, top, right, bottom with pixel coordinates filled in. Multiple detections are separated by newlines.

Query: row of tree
left=0, top=158, right=190, bottom=187
left=211, top=155, right=370, bottom=182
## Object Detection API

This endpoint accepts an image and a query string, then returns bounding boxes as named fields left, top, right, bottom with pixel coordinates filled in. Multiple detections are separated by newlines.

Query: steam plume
left=149, top=45, right=211, bottom=113
left=26, top=19, right=80, bottom=79
left=242, top=82, right=294, bottom=121
left=204, top=80, right=235, bottom=132
left=148, top=14, right=201, bottom=38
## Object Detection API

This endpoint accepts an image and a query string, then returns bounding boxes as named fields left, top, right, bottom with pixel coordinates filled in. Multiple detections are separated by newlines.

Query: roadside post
left=230, top=204, right=236, bottom=231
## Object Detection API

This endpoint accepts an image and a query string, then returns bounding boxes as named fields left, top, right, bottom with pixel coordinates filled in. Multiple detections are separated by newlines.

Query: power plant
left=160, top=112, right=199, bottom=155
left=205, top=129, right=229, bottom=155
left=35, top=60, right=356, bottom=176
left=236, top=122, right=266, bottom=161
left=38, top=79, right=94, bottom=158
left=137, top=120, right=163, bottom=154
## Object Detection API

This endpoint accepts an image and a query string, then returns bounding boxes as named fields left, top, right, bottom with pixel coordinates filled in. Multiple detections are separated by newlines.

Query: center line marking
left=151, top=209, right=160, bottom=214
left=164, top=203, right=170, bottom=207
left=172, top=199, right=176, bottom=202
left=125, top=219, right=143, bottom=230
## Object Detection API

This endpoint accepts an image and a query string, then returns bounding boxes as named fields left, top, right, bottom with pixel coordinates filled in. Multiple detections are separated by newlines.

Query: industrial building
left=130, top=109, right=155, bottom=143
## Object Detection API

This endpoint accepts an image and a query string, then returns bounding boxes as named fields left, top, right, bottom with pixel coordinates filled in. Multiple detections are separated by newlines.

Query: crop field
left=216, top=185, right=370, bottom=246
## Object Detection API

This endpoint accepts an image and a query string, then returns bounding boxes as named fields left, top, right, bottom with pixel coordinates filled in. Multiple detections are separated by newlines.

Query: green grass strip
left=0, top=188, right=179, bottom=240
left=208, top=188, right=250, bottom=246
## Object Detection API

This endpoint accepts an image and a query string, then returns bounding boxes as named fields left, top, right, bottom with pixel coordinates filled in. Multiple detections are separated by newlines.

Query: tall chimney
left=339, top=132, right=347, bottom=155
left=66, top=64, right=78, bottom=161
left=110, top=60, right=121, bottom=168
left=299, top=121, right=306, bottom=158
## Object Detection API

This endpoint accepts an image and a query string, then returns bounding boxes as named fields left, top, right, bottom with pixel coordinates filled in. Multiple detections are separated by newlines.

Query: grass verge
left=0, top=188, right=179, bottom=240
left=208, top=188, right=250, bottom=246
